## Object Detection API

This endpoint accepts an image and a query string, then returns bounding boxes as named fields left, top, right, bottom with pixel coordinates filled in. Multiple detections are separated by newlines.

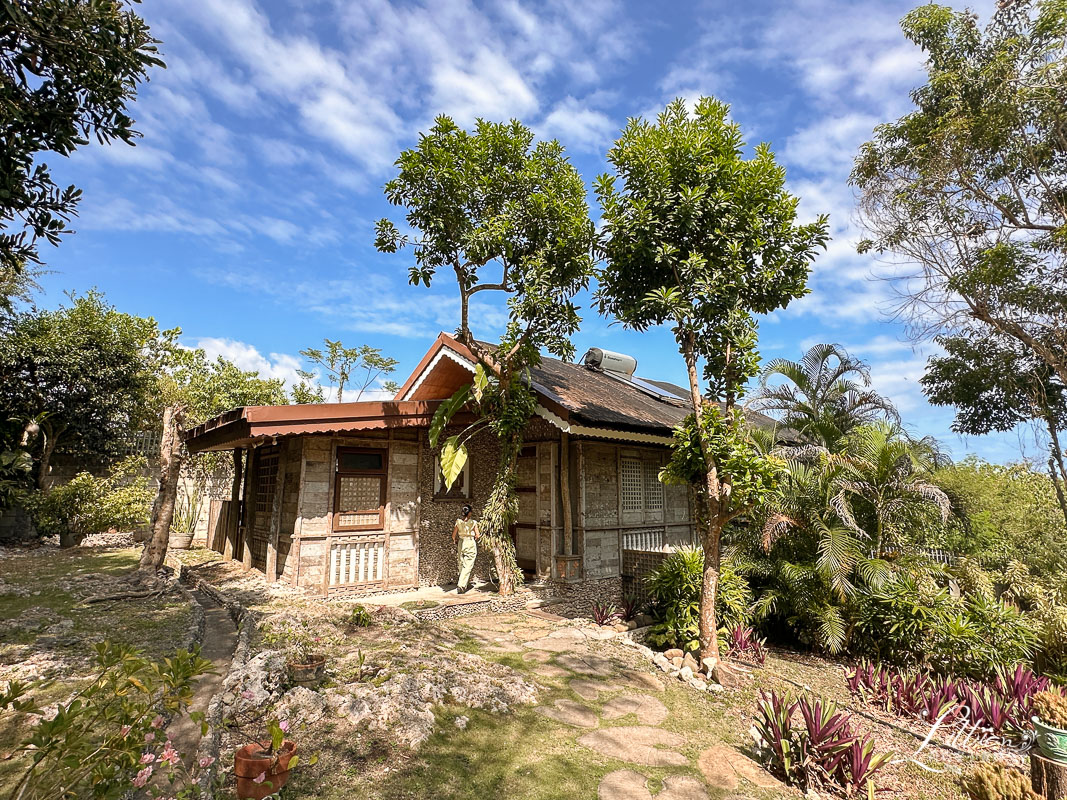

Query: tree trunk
left=36, top=422, right=62, bottom=492
left=679, top=334, right=723, bottom=662
left=1043, top=413, right=1067, bottom=529
left=139, top=406, right=185, bottom=574
left=1031, top=752, right=1067, bottom=800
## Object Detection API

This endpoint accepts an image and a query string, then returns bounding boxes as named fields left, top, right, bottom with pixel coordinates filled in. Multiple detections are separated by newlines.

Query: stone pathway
left=164, top=590, right=238, bottom=776
left=451, top=614, right=782, bottom=800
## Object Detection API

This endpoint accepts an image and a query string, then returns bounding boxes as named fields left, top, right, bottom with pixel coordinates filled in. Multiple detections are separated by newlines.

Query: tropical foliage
left=752, top=343, right=898, bottom=447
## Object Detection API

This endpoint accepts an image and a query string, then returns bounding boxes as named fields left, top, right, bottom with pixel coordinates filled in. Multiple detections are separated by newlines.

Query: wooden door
left=513, top=447, right=538, bottom=572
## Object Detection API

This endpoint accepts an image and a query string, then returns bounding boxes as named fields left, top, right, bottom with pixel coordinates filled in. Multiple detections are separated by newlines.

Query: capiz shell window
left=334, top=447, right=386, bottom=531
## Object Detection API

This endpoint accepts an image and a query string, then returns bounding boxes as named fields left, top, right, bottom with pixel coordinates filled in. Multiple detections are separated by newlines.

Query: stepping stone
left=620, top=670, right=664, bottom=693
left=697, top=746, right=738, bottom=791
left=601, top=694, right=669, bottom=726
left=579, top=726, right=688, bottom=767
left=522, top=650, right=553, bottom=663
left=556, top=653, right=617, bottom=677
left=570, top=678, right=606, bottom=701
left=526, top=636, right=581, bottom=653
left=485, top=640, right=523, bottom=653
left=547, top=628, right=587, bottom=640
left=598, top=770, right=710, bottom=800
left=535, top=698, right=599, bottom=727
left=533, top=663, right=572, bottom=679
left=697, top=745, right=780, bottom=791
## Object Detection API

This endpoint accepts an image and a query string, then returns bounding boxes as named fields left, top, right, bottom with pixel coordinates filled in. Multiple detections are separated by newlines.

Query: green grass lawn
left=0, top=546, right=196, bottom=794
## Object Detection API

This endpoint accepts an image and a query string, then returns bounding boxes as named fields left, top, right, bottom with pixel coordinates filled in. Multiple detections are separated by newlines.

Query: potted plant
left=233, top=719, right=299, bottom=800
left=264, top=620, right=326, bottom=686
left=1032, top=690, right=1067, bottom=763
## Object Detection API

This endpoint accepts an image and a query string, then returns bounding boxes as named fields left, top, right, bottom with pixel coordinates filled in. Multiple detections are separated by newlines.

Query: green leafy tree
left=1, top=0, right=162, bottom=282
left=595, top=97, right=829, bottom=659
left=23, top=456, right=152, bottom=547
left=751, top=343, right=899, bottom=447
left=298, top=339, right=399, bottom=402
left=375, top=116, right=596, bottom=595
left=922, top=331, right=1067, bottom=523
left=139, top=348, right=289, bottom=573
left=835, top=422, right=952, bottom=558
left=0, top=291, right=174, bottom=489
left=932, top=456, right=1067, bottom=575
left=853, top=1, right=1067, bottom=395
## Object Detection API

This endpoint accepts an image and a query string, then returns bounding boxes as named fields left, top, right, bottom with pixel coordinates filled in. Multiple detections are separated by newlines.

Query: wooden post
left=265, top=443, right=285, bottom=583
left=560, top=432, right=573, bottom=556
left=240, top=448, right=255, bottom=571
left=223, top=448, right=242, bottom=561
left=1032, top=752, right=1067, bottom=799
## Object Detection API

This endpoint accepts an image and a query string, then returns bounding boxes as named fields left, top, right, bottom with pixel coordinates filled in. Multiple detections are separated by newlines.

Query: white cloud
left=194, top=337, right=304, bottom=387
left=538, top=96, right=617, bottom=153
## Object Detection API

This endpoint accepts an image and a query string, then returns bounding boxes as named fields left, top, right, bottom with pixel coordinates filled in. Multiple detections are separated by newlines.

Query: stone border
left=170, top=560, right=260, bottom=800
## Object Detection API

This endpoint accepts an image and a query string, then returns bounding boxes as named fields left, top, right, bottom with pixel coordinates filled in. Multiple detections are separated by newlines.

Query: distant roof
left=186, top=332, right=791, bottom=451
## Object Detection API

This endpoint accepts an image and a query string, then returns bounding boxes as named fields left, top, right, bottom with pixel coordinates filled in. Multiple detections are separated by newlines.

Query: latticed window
left=621, top=458, right=643, bottom=512
left=254, top=448, right=280, bottom=516
left=644, top=461, right=664, bottom=511
left=334, top=448, right=386, bottom=531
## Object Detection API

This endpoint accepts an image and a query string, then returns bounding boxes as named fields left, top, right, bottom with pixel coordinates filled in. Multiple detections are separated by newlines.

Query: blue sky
left=31, top=0, right=1035, bottom=462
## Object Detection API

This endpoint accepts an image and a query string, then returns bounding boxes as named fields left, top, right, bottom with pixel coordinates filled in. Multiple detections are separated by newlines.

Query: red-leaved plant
left=846, top=660, right=1064, bottom=738
left=726, top=624, right=767, bottom=665
left=754, top=690, right=891, bottom=798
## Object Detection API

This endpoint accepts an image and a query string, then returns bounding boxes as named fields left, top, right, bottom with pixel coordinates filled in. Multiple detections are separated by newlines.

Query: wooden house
left=184, top=333, right=778, bottom=608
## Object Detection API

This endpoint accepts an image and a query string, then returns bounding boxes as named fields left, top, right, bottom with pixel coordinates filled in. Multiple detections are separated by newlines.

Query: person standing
left=452, top=504, right=480, bottom=594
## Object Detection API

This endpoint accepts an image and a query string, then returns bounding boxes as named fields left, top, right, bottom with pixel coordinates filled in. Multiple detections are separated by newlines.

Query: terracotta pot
left=288, top=655, right=326, bottom=686
left=234, top=740, right=298, bottom=800
left=169, top=530, right=194, bottom=550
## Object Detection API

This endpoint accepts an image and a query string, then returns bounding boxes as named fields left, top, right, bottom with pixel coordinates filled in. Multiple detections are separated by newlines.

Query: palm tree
left=835, top=422, right=952, bottom=557
left=751, top=343, right=899, bottom=448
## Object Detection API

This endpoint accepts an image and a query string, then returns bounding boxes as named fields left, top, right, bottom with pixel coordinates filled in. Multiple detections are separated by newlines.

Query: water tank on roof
left=582, top=347, right=638, bottom=377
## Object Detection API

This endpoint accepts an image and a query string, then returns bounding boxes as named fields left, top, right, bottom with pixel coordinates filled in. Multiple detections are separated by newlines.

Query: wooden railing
left=328, top=534, right=387, bottom=588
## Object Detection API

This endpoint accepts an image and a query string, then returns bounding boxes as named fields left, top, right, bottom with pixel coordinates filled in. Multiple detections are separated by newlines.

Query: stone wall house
left=183, top=333, right=783, bottom=609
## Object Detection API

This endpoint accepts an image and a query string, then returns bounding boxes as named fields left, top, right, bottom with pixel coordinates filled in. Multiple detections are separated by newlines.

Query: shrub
left=619, top=593, right=641, bottom=622
left=24, top=456, right=152, bottom=547
left=646, top=546, right=751, bottom=652
left=754, top=690, right=890, bottom=796
left=346, top=604, right=373, bottom=629
left=846, top=660, right=1058, bottom=739
left=0, top=642, right=212, bottom=800
left=1033, top=690, right=1067, bottom=728
left=962, top=763, right=1041, bottom=800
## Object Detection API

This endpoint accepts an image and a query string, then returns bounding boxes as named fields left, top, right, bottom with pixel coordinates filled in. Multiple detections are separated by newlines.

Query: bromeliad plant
left=846, top=659, right=1061, bottom=738
left=591, top=601, right=621, bottom=626
left=754, top=689, right=891, bottom=798
left=724, top=624, right=768, bottom=665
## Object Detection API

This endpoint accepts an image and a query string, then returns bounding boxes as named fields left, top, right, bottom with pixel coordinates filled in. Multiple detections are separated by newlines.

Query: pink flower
left=119, top=725, right=131, bottom=737
left=140, top=753, right=156, bottom=764
left=198, top=756, right=216, bottom=768
left=279, top=720, right=290, bottom=732
left=160, top=744, right=181, bottom=766
left=144, top=732, right=156, bottom=743
left=132, top=766, right=153, bottom=788
left=240, top=690, right=255, bottom=701
left=151, top=715, right=164, bottom=729
left=252, top=772, right=267, bottom=784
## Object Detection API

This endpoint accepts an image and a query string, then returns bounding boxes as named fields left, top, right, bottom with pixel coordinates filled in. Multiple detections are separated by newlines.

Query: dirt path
left=165, top=589, right=238, bottom=764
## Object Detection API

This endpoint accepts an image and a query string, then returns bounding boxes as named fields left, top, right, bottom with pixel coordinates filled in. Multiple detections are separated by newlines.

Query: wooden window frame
left=332, top=447, right=387, bottom=532
left=433, top=452, right=472, bottom=500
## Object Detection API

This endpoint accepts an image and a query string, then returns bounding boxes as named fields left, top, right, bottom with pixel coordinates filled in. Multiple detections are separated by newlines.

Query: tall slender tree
left=596, top=98, right=829, bottom=660
left=375, top=116, right=595, bottom=594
